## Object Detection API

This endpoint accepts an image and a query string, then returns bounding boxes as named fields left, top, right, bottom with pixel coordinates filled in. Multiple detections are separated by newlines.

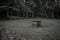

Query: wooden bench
left=32, top=21, right=41, bottom=27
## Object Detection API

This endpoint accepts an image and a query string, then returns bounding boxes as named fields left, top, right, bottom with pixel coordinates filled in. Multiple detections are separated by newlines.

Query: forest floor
left=0, top=18, right=60, bottom=40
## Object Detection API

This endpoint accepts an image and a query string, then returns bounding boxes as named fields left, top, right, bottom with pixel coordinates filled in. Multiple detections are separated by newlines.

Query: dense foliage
left=0, top=0, right=60, bottom=19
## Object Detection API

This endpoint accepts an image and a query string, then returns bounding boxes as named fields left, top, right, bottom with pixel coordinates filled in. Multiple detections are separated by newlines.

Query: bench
left=32, top=21, right=41, bottom=27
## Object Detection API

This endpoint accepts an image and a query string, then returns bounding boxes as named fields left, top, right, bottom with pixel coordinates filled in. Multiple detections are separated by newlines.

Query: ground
left=0, top=18, right=60, bottom=40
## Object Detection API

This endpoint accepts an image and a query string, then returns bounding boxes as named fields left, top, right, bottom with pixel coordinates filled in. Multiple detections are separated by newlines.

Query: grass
left=0, top=18, right=60, bottom=40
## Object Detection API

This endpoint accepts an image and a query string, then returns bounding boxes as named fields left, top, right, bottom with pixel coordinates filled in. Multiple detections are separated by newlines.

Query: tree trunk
left=52, top=9, right=54, bottom=19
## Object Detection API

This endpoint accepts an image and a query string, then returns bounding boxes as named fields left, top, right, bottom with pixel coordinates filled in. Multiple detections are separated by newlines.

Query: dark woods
left=0, top=0, right=60, bottom=19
